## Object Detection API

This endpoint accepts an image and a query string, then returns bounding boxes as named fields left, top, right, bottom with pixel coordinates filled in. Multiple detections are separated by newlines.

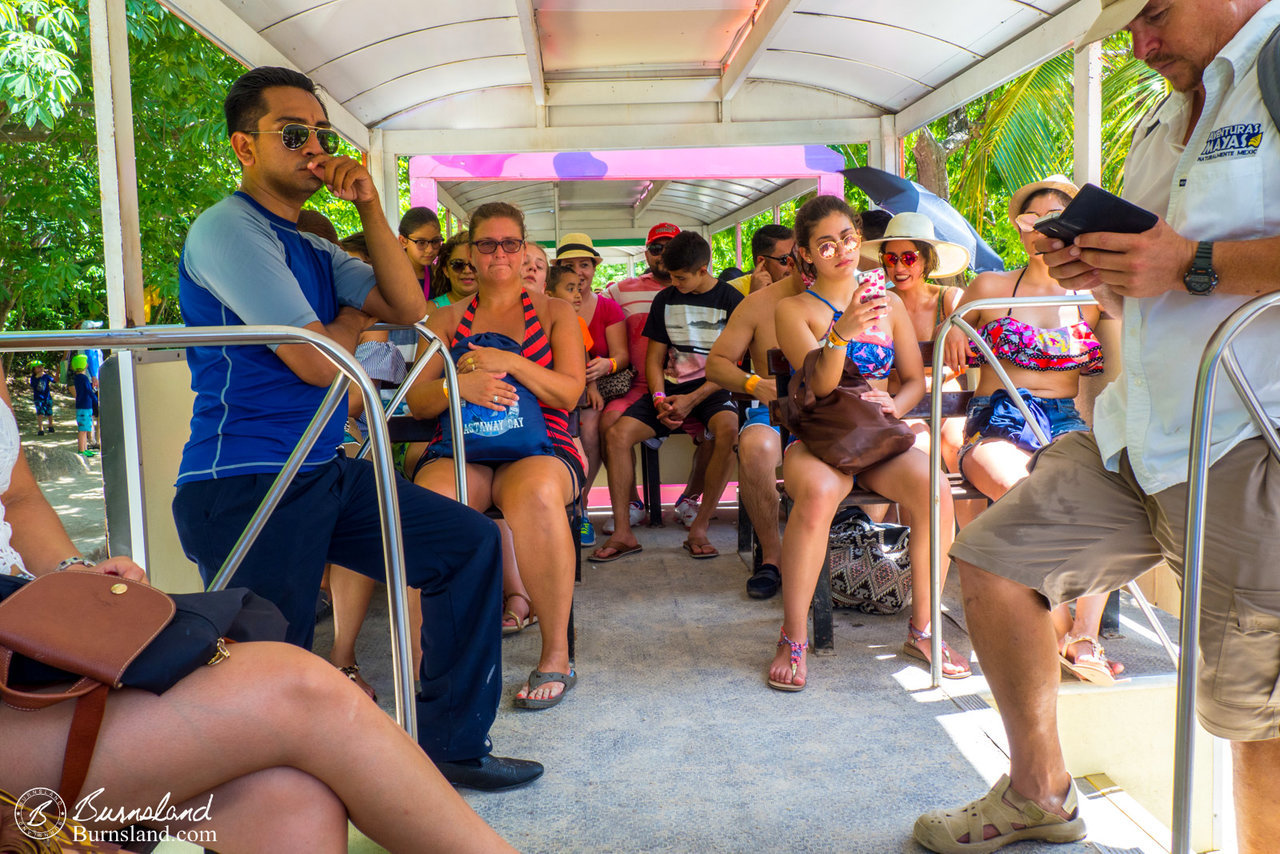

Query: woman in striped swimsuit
left=408, top=201, right=586, bottom=710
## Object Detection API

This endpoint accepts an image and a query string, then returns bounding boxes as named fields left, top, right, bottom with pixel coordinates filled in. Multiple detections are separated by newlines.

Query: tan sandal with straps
left=913, top=774, right=1086, bottom=853
left=502, top=592, right=538, bottom=636
left=1059, top=632, right=1116, bottom=685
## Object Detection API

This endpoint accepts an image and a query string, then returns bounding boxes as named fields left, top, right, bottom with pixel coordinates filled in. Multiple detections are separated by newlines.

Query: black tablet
left=1032, top=183, right=1158, bottom=244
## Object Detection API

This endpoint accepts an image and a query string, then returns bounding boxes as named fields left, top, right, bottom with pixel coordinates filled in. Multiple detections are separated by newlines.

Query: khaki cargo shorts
left=950, top=430, right=1280, bottom=742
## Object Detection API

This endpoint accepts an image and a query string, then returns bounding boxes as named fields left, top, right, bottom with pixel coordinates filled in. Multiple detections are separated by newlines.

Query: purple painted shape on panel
left=553, top=151, right=609, bottom=179
left=803, top=144, right=846, bottom=172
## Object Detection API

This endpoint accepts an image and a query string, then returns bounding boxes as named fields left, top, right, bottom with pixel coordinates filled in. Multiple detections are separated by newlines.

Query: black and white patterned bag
left=828, top=506, right=912, bottom=615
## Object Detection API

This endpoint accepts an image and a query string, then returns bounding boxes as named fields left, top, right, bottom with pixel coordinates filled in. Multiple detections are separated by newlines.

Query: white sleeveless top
left=0, top=401, right=30, bottom=577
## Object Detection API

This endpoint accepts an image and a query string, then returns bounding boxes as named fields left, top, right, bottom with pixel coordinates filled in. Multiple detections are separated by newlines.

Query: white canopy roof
left=157, top=0, right=1102, bottom=242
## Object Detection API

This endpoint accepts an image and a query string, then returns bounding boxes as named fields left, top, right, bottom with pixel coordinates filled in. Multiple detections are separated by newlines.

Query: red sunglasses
left=882, top=250, right=920, bottom=267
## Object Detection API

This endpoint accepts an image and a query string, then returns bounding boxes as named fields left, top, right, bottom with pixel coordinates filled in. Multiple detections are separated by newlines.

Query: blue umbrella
left=841, top=167, right=1005, bottom=273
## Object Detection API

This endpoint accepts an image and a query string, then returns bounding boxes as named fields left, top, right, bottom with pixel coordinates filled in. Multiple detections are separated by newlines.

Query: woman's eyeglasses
left=248, top=123, right=340, bottom=155
left=448, top=259, right=476, bottom=272
left=406, top=236, right=443, bottom=250
left=882, top=250, right=920, bottom=267
left=471, top=238, right=525, bottom=255
left=1013, top=210, right=1065, bottom=233
left=815, top=235, right=860, bottom=259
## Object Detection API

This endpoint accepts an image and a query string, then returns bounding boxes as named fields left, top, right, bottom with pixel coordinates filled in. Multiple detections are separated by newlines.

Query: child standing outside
left=29, top=362, right=55, bottom=435
left=70, top=354, right=98, bottom=457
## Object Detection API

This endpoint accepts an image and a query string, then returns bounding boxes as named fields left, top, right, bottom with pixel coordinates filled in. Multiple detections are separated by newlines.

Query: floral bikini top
left=969, top=270, right=1104, bottom=376
left=805, top=290, right=895, bottom=380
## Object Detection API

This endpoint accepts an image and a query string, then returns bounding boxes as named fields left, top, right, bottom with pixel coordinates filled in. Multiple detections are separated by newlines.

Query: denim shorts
left=958, top=393, right=1086, bottom=467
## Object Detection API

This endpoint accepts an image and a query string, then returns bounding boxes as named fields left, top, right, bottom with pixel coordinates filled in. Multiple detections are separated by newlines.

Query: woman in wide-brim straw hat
left=860, top=211, right=972, bottom=471
left=860, top=211, right=972, bottom=344
left=940, top=175, right=1121, bottom=685
left=554, top=232, right=629, bottom=549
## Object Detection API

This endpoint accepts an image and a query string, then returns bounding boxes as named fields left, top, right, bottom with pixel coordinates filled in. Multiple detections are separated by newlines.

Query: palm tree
left=948, top=36, right=1167, bottom=243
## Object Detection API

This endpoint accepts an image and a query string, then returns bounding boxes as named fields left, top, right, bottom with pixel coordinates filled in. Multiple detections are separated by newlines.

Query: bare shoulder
left=965, top=270, right=1018, bottom=299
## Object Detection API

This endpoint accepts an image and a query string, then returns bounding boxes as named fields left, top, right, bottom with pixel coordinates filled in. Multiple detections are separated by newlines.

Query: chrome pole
left=1172, top=292, right=1280, bottom=854
left=0, top=326, right=418, bottom=742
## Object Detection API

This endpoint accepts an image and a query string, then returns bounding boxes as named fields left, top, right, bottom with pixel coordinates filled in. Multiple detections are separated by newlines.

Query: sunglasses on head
left=406, top=236, right=443, bottom=249
left=1013, top=210, right=1065, bottom=232
left=883, top=250, right=920, bottom=267
left=448, top=258, right=475, bottom=272
left=249, top=123, right=340, bottom=155
left=761, top=252, right=793, bottom=266
left=471, top=238, right=525, bottom=255
left=646, top=241, right=670, bottom=254
left=815, top=234, right=860, bottom=260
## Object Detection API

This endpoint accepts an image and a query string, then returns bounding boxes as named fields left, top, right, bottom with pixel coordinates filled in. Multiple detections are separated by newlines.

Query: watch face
left=1184, top=270, right=1218, bottom=294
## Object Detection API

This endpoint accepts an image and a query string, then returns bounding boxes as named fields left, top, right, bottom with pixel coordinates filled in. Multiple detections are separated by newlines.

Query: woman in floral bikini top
left=942, top=175, right=1122, bottom=685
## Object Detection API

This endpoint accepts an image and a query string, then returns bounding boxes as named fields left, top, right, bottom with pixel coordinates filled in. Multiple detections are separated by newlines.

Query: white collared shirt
left=1093, top=1, right=1280, bottom=495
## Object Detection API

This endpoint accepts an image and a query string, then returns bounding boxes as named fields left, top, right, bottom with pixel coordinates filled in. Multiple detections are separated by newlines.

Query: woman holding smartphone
left=769, top=195, right=967, bottom=692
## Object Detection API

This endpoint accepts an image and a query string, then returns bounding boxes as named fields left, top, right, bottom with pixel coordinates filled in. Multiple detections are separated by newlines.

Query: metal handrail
left=1172, top=291, right=1280, bottom=854
left=928, top=295, right=1177, bottom=686
left=354, top=322, right=468, bottom=503
left=0, top=325, right=419, bottom=742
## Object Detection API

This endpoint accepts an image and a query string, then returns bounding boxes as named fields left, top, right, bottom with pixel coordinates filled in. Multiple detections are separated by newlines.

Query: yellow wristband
left=609, top=358, right=617, bottom=373
left=440, top=379, right=450, bottom=400
left=743, top=373, right=761, bottom=395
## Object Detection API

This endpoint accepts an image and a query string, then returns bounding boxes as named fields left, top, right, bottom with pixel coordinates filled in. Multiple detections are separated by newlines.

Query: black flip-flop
left=747, top=564, right=781, bottom=599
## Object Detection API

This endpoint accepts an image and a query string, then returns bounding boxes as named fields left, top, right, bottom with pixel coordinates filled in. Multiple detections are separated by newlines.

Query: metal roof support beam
left=707, top=179, right=815, bottom=234
left=633, top=180, right=670, bottom=224
left=720, top=0, right=805, bottom=103
left=895, top=0, right=1096, bottom=134
left=867, top=115, right=900, bottom=177
left=368, top=130, right=400, bottom=227
left=88, top=0, right=146, bottom=560
left=1073, top=41, right=1102, bottom=187
left=158, top=0, right=370, bottom=149
left=514, top=0, right=547, bottom=128
left=384, top=117, right=880, bottom=155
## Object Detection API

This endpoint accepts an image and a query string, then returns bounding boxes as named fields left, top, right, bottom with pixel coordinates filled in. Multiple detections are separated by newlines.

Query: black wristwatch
left=1183, top=240, right=1218, bottom=295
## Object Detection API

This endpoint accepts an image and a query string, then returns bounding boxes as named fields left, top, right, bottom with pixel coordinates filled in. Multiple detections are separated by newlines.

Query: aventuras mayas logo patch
left=1198, top=122, right=1264, bottom=161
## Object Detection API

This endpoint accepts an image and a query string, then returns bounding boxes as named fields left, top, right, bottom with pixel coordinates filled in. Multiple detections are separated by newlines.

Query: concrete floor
left=307, top=508, right=1188, bottom=854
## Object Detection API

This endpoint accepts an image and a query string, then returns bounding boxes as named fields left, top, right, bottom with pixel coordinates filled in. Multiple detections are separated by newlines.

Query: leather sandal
left=502, top=592, right=538, bottom=637
left=767, top=627, right=808, bottom=692
left=337, top=662, right=377, bottom=702
left=902, top=618, right=971, bottom=679
left=1059, top=633, right=1116, bottom=685
left=913, top=774, right=1086, bottom=853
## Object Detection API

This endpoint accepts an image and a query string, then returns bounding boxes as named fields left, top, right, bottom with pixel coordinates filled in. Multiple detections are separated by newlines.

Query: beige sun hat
left=1076, top=0, right=1146, bottom=50
left=859, top=211, right=971, bottom=278
left=1008, top=175, right=1080, bottom=221
left=555, top=232, right=601, bottom=262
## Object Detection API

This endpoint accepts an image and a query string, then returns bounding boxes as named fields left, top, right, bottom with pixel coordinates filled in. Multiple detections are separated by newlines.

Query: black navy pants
left=173, top=454, right=502, bottom=763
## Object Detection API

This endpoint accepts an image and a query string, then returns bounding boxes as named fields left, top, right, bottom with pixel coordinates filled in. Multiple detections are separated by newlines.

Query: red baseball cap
left=646, top=223, right=680, bottom=244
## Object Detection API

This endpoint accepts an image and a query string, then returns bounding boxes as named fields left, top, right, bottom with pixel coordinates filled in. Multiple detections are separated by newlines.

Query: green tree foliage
left=942, top=36, right=1166, bottom=268
left=1, top=0, right=246, bottom=339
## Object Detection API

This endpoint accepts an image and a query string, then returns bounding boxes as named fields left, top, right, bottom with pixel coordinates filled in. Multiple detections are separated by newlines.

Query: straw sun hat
left=1077, top=0, right=1146, bottom=50
left=859, top=211, right=971, bottom=279
left=1007, top=175, right=1079, bottom=222
left=555, top=232, right=601, bottom=262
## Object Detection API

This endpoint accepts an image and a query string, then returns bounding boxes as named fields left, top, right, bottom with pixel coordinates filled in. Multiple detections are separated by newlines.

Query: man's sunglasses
left=815, top=235, right=860, bottom=259
left=646, top=241, right=671, bottom=254
left=471, top=238, right=525, bottom=255
left=882, top=250, right=920, bottom=267
left=248, top=123, right=340, bottom=155
left=447, top=258, right=476, bottom=272
left=761, top=252, right=793, bottom=266
left=406, top=236, right=443, bottom=249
